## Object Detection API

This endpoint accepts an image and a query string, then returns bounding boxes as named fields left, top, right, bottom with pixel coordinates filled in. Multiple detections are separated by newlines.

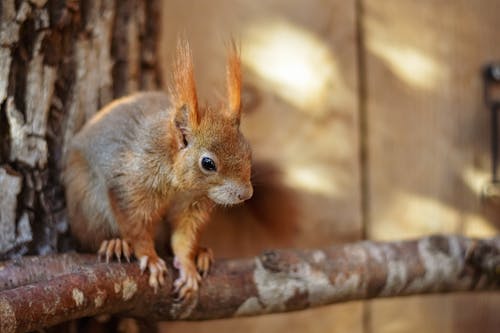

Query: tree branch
left=0, top=235, right=499, bottom=333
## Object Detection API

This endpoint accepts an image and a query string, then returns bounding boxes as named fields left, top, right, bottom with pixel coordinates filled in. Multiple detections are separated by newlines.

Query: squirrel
left=63, top=39, right=253, bottom=298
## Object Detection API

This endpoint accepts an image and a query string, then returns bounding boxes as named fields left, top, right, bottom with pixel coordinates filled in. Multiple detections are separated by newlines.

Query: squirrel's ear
left=170, top=38, right=199, bottom=129
left=226, top=39, right=242, bottom=125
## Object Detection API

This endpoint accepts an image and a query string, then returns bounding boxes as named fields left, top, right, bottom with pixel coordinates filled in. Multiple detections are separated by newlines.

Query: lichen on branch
left=0, top=235, right=499, bottom=333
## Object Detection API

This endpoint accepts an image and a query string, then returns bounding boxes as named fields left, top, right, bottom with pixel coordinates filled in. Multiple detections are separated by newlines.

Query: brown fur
left=171, top=38, right=199, bottom=125
left=226, top=39, right=242, bottom=120
left=64, top=39, right=252, bottom=295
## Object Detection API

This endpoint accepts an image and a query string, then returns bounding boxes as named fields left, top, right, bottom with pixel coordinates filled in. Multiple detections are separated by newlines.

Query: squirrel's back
left=71, top=91, right=171, bottom=176
left=64, top=91, right=172, bottom=249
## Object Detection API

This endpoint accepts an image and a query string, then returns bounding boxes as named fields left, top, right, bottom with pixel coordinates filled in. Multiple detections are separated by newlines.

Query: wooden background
left=159, top=1, right=500, bottom=332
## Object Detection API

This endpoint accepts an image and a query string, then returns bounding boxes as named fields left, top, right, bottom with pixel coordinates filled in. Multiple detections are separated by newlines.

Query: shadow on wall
left=206, top=160, right=301, bottom=256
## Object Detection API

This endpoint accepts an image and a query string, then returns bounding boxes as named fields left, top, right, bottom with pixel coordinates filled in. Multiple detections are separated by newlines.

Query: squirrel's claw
left=106, top=239, right=116, bottom=263
left=97, top=239, right=133, bottom=263
left=173, top=260, right=201, bottom=301
left=122, top=241, right=131, bottom=263
left=173, top=275, right=199, bottom=300
left=196, top=247, right=213, bottom=278
left=139, top=256, right=148, bottom=273
left=97, top=240, right=108, bottom=262
left=138, top=255, right=167, bottom=293
left=173, top=249, right=213, bottom=300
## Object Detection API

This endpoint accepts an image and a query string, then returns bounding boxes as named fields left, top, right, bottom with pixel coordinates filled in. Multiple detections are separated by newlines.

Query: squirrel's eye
left=201, top=156, right=217, bottom=172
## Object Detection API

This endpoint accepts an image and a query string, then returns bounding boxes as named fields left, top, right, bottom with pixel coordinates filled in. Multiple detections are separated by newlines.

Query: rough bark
left=0, top=0, right=161, bottom=260
left=0, top=235, right=498, bottom=333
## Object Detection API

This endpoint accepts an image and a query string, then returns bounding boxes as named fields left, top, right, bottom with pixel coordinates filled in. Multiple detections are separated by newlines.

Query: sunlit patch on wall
left=373, top=192, right=461, bottom=240
left=373, top=190, right=497, bottom=240
left=461, top=166, right=490, bottom=196
left=242, top=19, right=340, bottom=117
left=463, top=213, right=497, bottom=238
left=367, top=38, right=445, bottom=90
left=283, top=165, right=340, bottom=197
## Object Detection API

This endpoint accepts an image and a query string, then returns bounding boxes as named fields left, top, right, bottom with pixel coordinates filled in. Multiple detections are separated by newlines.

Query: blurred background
left=159, top=1, right=500, bottom=332
left=1, top=0, right=498, bottom=332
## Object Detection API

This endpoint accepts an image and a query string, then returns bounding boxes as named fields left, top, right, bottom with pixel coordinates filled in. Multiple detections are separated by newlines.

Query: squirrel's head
left=169, top=39, right=253, bottom=205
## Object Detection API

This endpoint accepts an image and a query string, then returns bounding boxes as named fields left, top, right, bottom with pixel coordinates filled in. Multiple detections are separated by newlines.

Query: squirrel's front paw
left=138, top=255, right=167, bottom=293
left=97, top=238, right=132, bottom=263
left=196, top=247, right=213, bottom=278
left=173, top=260, right=201, bottom=300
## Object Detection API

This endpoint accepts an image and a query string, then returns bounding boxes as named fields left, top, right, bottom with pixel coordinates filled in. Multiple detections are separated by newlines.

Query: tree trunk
left=0, top=0, right=161, bottom=260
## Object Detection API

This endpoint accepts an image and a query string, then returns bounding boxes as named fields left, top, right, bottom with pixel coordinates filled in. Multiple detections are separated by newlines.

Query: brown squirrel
left=63, top=39, right=253, bottom=298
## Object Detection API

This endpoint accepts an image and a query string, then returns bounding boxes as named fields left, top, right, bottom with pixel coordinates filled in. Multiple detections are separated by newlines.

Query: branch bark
left=0, top=235, right=499, bottom=333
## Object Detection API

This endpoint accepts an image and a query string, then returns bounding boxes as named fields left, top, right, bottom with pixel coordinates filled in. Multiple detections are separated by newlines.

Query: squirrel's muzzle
left=208, top=181, right=253, bottom=205
left=237, top=184, right=253, bottom=202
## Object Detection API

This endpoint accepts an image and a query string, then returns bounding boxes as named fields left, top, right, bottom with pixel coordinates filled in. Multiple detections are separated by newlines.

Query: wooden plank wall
left=364, top=1, right=500, bottom=332
left=158, top=1, right=500, bottom=332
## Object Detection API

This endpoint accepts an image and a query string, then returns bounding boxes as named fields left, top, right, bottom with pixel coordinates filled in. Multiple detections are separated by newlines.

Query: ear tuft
left=170, top=38, right=199, bottom=127
left=226, top=39, right=242, bottom=123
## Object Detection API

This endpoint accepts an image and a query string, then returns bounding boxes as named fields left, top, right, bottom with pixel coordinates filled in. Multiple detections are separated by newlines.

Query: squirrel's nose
left=237, top=185, right=253, bottom=201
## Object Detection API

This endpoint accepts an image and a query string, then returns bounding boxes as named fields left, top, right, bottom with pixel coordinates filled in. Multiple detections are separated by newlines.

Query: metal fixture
left=483, top=63, right=500, bottom=183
